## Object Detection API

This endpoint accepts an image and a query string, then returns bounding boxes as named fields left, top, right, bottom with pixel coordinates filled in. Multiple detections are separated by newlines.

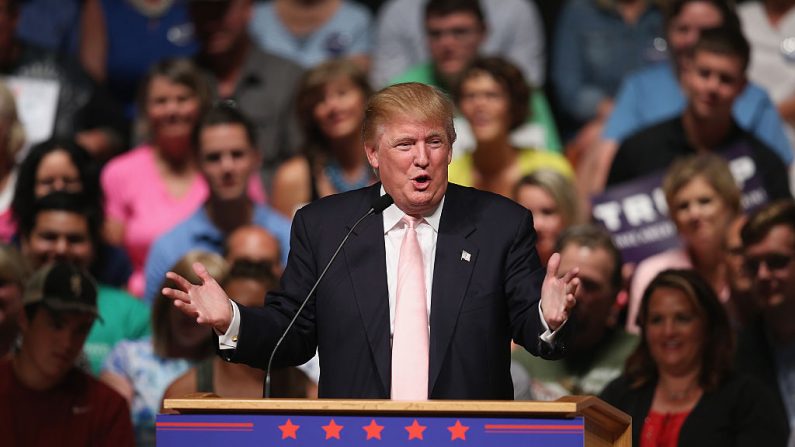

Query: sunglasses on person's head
left=743, top=253, right=794, bottom=275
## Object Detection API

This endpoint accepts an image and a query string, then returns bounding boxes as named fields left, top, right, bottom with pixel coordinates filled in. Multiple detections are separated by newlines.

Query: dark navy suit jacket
left=228, top=183, right=570, bottom=399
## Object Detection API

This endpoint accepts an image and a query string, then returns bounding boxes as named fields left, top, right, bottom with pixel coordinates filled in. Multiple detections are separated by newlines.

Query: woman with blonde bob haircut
left=513, top=169, right=581, bottom=265
left=627, top=154, right=742, bottom=334
left=0, top=81, right=25, bottom=242
left=101, top=250, right=227, bottom=446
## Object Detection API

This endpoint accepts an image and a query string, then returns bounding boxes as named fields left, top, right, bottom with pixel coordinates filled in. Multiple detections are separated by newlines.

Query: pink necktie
left=391, top=215, right=429, bottom=400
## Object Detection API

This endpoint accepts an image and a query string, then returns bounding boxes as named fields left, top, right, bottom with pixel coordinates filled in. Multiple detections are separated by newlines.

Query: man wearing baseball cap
left=0, top=262, right=134, bottom=446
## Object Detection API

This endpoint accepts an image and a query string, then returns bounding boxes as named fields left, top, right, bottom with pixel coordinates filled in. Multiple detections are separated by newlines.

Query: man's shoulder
left=298, top=185, right=376, bottom=219
left=445, top=183, right=529, bottom=221
left=621, top=116, right=681, bottom=149
left=151, top=207, right=208, bottom=248
left=252, top=204, right=291, bottom=228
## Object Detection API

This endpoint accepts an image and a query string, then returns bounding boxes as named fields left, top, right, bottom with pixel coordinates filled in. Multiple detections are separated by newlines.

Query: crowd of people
left=0, top=0, right=793, bottom=445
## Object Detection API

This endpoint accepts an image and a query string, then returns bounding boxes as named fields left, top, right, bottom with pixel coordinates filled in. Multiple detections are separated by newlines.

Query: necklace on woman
left=324, top=160, right=372, bottom=193
left=660, top=381, right=698, bottom=402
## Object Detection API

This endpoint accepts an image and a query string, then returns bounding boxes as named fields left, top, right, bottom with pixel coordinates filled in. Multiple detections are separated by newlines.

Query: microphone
left=264, top=193, right=394, bottom=398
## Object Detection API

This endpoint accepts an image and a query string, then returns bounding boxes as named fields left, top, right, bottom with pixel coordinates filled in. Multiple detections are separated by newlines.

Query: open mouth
left=412, top=175, right=431, bottom=190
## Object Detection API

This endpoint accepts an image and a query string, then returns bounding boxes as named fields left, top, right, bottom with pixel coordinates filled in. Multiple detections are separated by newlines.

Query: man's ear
left=364, top=142, right=379, bottom=170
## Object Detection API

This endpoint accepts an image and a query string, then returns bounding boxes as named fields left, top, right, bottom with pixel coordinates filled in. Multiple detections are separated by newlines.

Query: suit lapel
left=428, top=185, right=477, bottom=393
left=343, top=186, right=391, bottom=394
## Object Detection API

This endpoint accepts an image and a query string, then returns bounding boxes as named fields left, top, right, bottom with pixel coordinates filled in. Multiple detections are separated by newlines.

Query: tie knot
left=403, top=215, right=422, bottom=229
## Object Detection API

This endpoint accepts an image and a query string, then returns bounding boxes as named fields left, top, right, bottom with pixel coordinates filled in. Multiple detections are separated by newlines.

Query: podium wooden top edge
left=163, top=395, right=628, bottom=423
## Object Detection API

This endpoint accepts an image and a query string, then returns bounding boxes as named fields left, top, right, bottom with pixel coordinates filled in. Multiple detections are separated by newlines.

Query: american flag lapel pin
left=461, top=250, right=471, bottom=262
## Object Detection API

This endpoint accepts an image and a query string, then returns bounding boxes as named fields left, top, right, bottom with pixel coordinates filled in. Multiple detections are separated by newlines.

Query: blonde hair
left=152, top=250, right=229, bottom=358
left=0, top=81, right=26, bottom=162
left=663, top=153, right=741, bottom=216
left=362, top=82, right=456, bottom=148
left=514, top=169, right=581, bottom=226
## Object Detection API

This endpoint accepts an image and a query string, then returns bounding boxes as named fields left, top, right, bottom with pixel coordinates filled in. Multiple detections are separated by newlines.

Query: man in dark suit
left=164, top=82, right=579, bottom=399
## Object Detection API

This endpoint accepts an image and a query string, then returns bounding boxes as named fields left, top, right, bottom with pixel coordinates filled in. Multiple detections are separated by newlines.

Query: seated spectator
left=0, top=0, right=127, bottom=161
left=249, top=0, right=372, bottom=70
left=272, top=59, right=375, bottom=218
left=513, top=170, right=580, bottom=266
left=144, top=103, right=291, bottom=303
left=513, top=224, right=638, bottom=400
left=18, top=192, right=151, bottom=375
left=607, top=26, right=791, bottom=201
left=101, top=58, right=263, bottom=298
left=450, top=57, right=572, bottom=197
left=163, top=259, right=315, bottom=399
left=0, top=81, right=25, bottom=243
left=389, top=0, right=561, bottom=154
left=102, top=251, right=223, bottom=447
left=0, top=244, right=27, bottom=358
left=551, top=0, right=665, bottom=163
left=0, top=262, right=134, bottom=446
left=738, top=199, right=795, bottom=434
left=580, top=0, right=792, bottom=198
left=13, top=139, right=132, bottom=287
left=79, top=0, right=199, bottom=119
left=371, top=0, right=545, bottom=89
left=627, top=154, right=740, bottom=333
left=225, top=225, right=283, bottom=276
left=189, top=0, right=304, bottom=183
left=601, top=269, right=790, bottom=446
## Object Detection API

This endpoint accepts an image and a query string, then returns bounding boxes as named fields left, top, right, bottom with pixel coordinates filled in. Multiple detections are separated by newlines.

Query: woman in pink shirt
left=101, top=59, right=264, bottom=298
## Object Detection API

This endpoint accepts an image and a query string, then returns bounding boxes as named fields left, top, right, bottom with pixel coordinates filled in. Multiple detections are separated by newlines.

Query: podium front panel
left=157, top=413, right=585, bottom=446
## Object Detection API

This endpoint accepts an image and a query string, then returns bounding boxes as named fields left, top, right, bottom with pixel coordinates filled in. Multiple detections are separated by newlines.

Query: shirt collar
left=380, top=185, right=445, bottom=234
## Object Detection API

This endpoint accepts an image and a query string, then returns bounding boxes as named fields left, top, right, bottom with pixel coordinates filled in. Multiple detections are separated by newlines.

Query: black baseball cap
left=23, top=262, right=101, bottom=320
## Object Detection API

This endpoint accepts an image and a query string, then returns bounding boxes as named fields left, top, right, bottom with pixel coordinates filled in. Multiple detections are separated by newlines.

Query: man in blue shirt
left=579, top=0, right=792, bottom=197
left=144, top=103, right=291, bottom=303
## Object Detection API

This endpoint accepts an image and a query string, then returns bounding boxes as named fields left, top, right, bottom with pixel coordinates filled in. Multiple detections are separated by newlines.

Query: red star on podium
left=279, top=419, right=300, bottom=439
left=362, top=419, right=384, bottom=440
left=448, top=420, right=469, bottom=441
left=405, top=419, right=427, bottom=440
left=322, top=419, right=344, bottom=439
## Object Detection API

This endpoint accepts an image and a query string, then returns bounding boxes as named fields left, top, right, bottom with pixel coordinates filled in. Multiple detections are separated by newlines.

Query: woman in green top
left=450, top=57, right=573, bottom=198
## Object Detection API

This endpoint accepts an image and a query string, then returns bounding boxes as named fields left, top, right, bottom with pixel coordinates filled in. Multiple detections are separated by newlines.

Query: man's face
left=190, top=0, right=252, bottom=56
left=426, top=12, right=484, bottom=83
left=19, top=308, right=94, bottom=387
left=558, top=243, right=617, bottom=350
left=365, top=116, right=452, bottom=216
left=683, top=51, right=746, bottom=122
left=21, top=211, right=94, bottom=270
left=744, top=224, right=795, bottom=315
left=198, top=123, right=260, bottom=202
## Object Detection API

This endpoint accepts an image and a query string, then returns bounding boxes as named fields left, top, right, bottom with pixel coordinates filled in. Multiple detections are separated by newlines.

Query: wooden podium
left=158, top=396, right=630, bottom=446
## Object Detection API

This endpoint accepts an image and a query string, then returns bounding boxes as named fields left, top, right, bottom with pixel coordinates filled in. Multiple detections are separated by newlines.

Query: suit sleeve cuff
left=217, top=300, right=241, bottom=350
left=538, top=302, right=567, bottom=344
